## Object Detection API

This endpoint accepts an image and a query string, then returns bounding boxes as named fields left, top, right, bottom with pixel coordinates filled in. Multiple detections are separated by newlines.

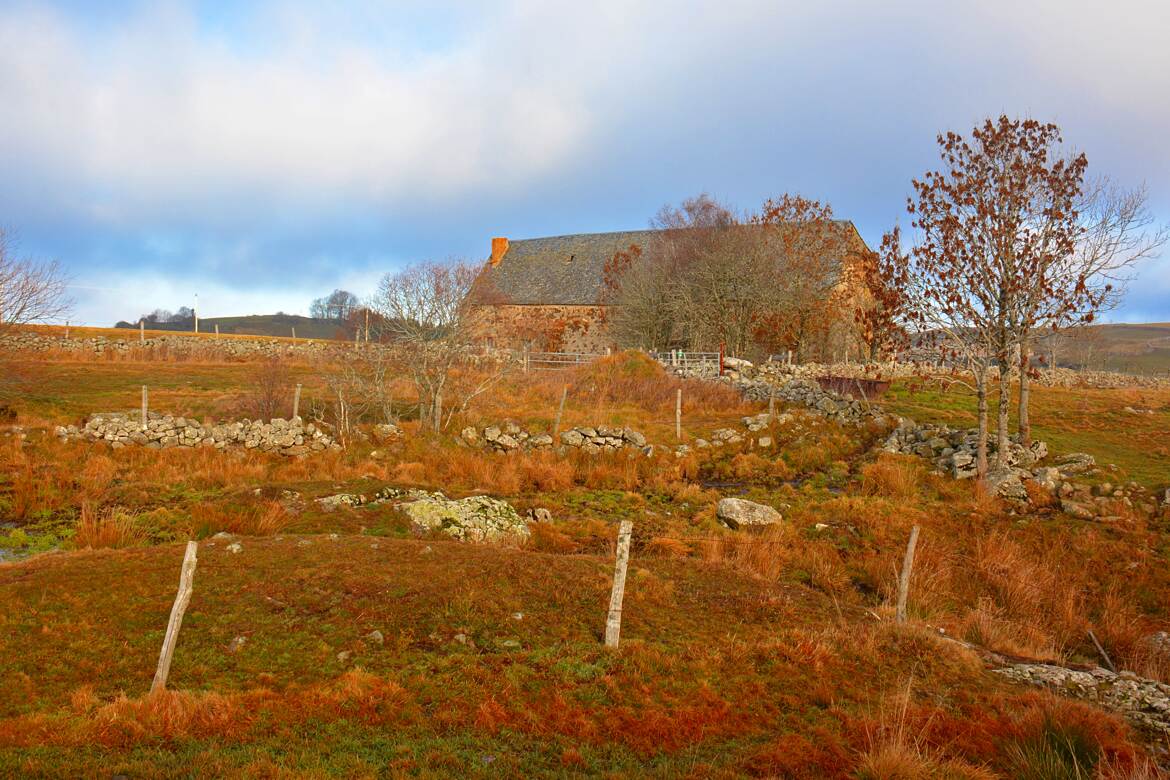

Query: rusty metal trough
left=815, top=376, right=892, bottom=400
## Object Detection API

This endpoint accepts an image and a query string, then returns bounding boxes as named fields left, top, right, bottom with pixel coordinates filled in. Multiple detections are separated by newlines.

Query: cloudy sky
left=2, top=0, right=1169, bottom=325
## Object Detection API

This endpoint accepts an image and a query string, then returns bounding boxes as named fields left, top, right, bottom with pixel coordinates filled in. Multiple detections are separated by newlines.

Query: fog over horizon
left=2, top=0, right=1169, bottom=326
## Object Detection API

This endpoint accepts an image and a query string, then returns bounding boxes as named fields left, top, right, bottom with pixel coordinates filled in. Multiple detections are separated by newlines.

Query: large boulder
left=716, top=498, right=782, bottom=530
left=401, top=495, right=530, bottom=543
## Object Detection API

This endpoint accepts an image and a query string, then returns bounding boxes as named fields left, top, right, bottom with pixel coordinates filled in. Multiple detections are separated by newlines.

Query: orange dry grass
left=0, top=669, right=408, bottom=749
left=199, top=501, right=292, bottom=536
left=860, top=455, right=924, bottom=500
left=73, top=504, right=147, bottom=549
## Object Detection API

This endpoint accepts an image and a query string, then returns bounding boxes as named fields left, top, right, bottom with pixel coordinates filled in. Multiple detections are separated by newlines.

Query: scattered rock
left=365, top=630, right=384, bottom=646
left=225, top=542, right=243, bottom=554
left=716, top=498, right=783, bottom=530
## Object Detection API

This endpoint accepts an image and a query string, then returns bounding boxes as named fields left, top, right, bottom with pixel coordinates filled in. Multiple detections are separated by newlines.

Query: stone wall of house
left=469, top=304, right=613, bottom=353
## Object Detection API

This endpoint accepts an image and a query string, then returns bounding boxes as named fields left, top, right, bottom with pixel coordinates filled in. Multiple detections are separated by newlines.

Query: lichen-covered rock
left=716, top=498, right=782, bottom=529
left=400, top=494, right=530, bottom=543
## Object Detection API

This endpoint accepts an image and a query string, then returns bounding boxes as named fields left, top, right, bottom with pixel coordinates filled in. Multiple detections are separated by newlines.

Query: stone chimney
left=490, top=237, right=509, bottom=266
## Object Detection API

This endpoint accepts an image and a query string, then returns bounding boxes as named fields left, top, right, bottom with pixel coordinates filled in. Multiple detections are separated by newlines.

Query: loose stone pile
left=459, top=422, right=649, bottom=455
left=56, top=412, right=340, bottom=455
left=881, top=419, right=1049, bottom=480
left=995, top=663, right=1170, bottom=735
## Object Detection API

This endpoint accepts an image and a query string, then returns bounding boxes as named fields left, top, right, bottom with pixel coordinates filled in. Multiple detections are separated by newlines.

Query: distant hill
left=113, top=314, right=348, bottom=341
left=1044, top=322, right=1170, bottom=375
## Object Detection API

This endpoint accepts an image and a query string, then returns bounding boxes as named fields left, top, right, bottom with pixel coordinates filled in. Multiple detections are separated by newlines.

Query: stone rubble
left=56, top=411, right=341, bottom=456
left=995, top=663, right=1170, bottom=735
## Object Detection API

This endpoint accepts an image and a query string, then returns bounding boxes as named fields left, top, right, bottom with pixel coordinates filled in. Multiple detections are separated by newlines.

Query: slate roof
left=472, top=230, right=658, bottom=306
left=471, top=223, right=866, bottom=307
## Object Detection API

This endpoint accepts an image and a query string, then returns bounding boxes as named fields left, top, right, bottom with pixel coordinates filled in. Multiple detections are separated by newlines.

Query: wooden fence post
left=675, top=388, right=682, bottom=441
left=141, top=385, right=148, bottom=428
left=553, top=384, right=568, bottom=437
left=768, top=390, right=775, bottom=420
left=895, top=525, right=920, bottom=624
left=214, top=323, right=219, bottom=338
left=291, top=326, right=296, bottom=342
left=293, top=384, right=302, bottom=420
left=605, top=520, right=634, bottom=648
left=151, top=541, right=198, bottom=693
left=64, top=321, right=69, bottom=339
left=787, top=349, right=792, bottom=366
left=140, top=320, right=145, bottom=344
left=719, top=342, right=725, bottom=376
left=523, top=345, right=530, bottom=373
left=433, top=392, right=442, bottom=434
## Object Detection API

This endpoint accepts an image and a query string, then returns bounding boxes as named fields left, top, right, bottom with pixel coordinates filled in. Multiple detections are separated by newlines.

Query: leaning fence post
left=605, top=520, right=634, bottom=648
left=293, top=383, right=302, bottom=420
left=675, top=388, right=682, bottom=441
left=152, top=540, right=198, bottom=693
left=553, top=384, right=568, bottom=437
left=141, top=385, right=149, bottom=428
left=895, top=525, right=920, bottom=624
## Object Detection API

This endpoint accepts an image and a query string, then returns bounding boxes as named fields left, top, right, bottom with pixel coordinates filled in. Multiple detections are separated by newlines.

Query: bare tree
left=369, top=260, right=483, bottom=433
left=0, top=229, right=71, bottom=336
left=1013, top=179, right=1166, bottom=444
left=310, top=289, right=360, bottom=321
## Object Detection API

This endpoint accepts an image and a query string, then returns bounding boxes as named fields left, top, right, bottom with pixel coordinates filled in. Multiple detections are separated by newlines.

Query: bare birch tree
left=0, top=229, right=71, bottom=336
left=369, top=260, right=488, bottom=433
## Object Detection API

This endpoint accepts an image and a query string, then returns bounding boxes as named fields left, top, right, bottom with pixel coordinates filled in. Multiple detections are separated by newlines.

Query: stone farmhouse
left=468, top=224, right=873, bottom=355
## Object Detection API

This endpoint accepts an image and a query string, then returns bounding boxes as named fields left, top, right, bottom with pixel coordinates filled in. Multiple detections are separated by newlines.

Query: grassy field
left=883, top=380, right=1170, bottom=486
left=2, top=349, right=1170, bottom=776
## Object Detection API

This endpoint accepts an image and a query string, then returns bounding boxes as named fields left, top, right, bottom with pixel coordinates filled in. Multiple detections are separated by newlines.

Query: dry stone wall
left=2, top=331, right=340, bottom=360
left=459, top=421, right=650, bottom=455
left=56, top=412, right=340, bottom=456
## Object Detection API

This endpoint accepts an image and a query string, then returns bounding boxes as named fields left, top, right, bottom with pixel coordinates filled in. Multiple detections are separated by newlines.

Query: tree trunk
left=1018, top=341, right=1032, bottom=448
left=994, top=351, right=1011, bottom=470
left=975, top=368, right=989, bottom=481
